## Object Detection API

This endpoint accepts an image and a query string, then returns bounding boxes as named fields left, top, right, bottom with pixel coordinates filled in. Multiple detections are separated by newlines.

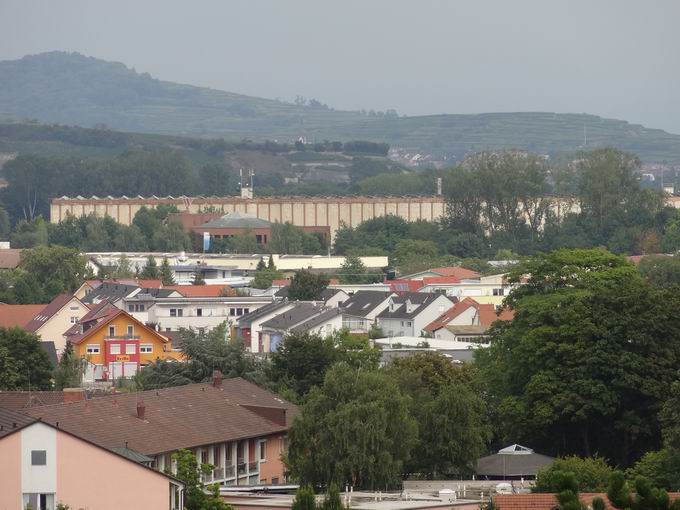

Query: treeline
left=336, top=149, right=679, bottom=274
left=1, top=152, right=236, bottom=221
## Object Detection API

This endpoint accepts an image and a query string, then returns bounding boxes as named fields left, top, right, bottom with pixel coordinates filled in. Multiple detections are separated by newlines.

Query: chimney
left=63, top=388, right=85, bottom=403
left=136, top=401, right=146, bottom=420
left=212, top=369, right=223, bottom=388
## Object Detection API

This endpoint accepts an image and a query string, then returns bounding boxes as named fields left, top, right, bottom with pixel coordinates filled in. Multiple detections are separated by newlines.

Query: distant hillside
left=2, top=51, right=680, bottom=162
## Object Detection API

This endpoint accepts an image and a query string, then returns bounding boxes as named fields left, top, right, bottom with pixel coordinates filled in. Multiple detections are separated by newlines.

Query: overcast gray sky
left=1, top=0, right=679, bottom=133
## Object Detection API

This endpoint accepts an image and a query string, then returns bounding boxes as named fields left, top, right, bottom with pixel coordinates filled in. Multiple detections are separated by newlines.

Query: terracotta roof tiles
left=0, top=304, right=46, bottom=329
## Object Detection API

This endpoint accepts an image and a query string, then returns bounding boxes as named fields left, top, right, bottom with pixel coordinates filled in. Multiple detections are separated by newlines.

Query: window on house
left=214, top=446, right=222, bottom=467
left=140, top=344, right=153, bottom=354
left=243, top=308, right=250, bottom=314
left=31, top=450, right=47, bottom=465
left=126, top=344, right=136, bottom=355
left=407, top=321, right=412, bottom=327
left=70, top=316, right=78, bottom=324
left=272, top=476, right=279, bottom=485
left=86, top=345, right=100, bottom=354
left=69, top=306, right=79, bottom=311
left=259, top=441, right=266, bottom=461
left=170, top=309, right=177, bottom=317
left=128, top=305, right=135, bottom=312
left=196, top=308, right=202, bottom=317
left=110, top=344, right=121, bottom=355
left=201, top=449, right=209, bottom=465
left=177, top=309, right=183, bottom=317
left=493, top=288, right=505, bottom=296
left=127, top=325, right=134, bottom=336
left=108, top=326, right=115, bottom=336
left=229, top=309, right=236, bottom=316
left=236, top=308, right=243, bottom=316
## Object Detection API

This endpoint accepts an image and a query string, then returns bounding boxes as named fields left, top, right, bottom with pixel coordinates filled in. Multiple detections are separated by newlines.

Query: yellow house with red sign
left=66, top=304, right=182, bottom=382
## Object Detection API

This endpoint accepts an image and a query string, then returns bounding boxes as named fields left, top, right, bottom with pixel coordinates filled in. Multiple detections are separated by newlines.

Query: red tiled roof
left=0, top=304, right=46, bottom=329
left=25, top=293, right=79, bottom=333
left=65, top=307, right=168, bottom=346
left=430, top=266, right=481, bottom=279
left=25, top=377, right=298, bottom=456
left=271, top=279, right=290, bottom=287
left=165, top=285, right=231, bottom=297
left=424, top=297, right=513, bottom=333
left=386, top=279, right=424, bottom=294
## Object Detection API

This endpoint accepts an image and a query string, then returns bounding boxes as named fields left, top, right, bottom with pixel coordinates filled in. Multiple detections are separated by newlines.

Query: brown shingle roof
left=0, top=407, right=35, bottom=438
left=429, top=266, right=480, bottom=279
left=0, top=304, right=46, bottom=328
left=0, top=390, right=66, bottom=410
left=25, top=293, right=79, bottom=332
left=25, top=377, right=298, bottom=456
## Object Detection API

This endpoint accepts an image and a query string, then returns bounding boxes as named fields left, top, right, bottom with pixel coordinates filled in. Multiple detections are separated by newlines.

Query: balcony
left=237, top=462, right=247, bottom=476
left=104, top=335, right=141, bottom=341
left=224, top=465, right=235, bottom=479
left=213, top=467, right=224, bottom=480
left=248, top=461, right=258, bottom=473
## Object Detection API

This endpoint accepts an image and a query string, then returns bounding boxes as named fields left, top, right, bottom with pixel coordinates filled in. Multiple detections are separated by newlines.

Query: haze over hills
left=2, top=51, right=680, bottom=163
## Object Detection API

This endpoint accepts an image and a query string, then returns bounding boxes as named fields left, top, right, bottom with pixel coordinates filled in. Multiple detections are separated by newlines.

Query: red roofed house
left=0, top=304, right=46, bottom=329
left=0, top=408, right=184, bottom=510
left=24, top=294, right=90, bottom=356
left=64, top=303, right=180, bottom=382
left=403, top=266, right=481, bottom=281
left=425, top=297, right=513, bottom=343
left=385, top=279, right=424, bottom=295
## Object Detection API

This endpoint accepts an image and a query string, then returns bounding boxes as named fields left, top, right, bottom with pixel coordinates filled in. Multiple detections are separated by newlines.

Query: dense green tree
left=477, top=249, right=680, bottom=465
left=160, top=257, right=175, bottom=285
left=172, top=449, right=232, bottom=510
left=291, top=485, right=317, bottom=510
left=10, top=217, right=49, bottom=248
left=197, top=163, right=234, bottom=196
left=339, top=255, right=367, bottom=284
left=0, top=327, right=53, bottom=390
left=606, top=472, right=680, bottom=510
left=287, top=270, right=329, bottom=301
left=534, top=457, right=614, bottom=493
left=252, top=267, right=284, bottom=289
left=112, top=254, right=135, bottom=279
left=385, top=353, right=488, bottom=477
left=140, top=255, right=160, bottom=279
left=135, top=323, right=266, bottom=389
left=320, top=484, right=344, bottom=510
left=286, top=363, right=417, bottom=489
left=19, top=245, right=87, bottom=301
left=191, top=268, right=206, bottom=285
left=270, top=332, right=339, bottom=400
left=229, top=230, right=259, bottom=254
left=53, top=341, right=84, bottom=390
left=0, top=206, right=10, bottom=240
left=638, top=255, right=680, bottom=288
left=269, top=222, right=305, bottom=254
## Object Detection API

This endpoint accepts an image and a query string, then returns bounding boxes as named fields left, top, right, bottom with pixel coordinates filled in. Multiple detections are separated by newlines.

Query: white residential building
left=377, top=293, right=455, bottom=337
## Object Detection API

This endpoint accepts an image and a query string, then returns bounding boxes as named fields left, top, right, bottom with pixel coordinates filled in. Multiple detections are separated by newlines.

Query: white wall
left=21, top=423, right=57, bottom=498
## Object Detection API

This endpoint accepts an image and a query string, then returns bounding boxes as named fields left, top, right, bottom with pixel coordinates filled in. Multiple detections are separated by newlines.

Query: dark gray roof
left=134, top=288, right=177, bottom=299
left=237, top=301, right=291, bottom=327
left=261, top=302, right=324, bottom=331
left=0, top=407, right=35, bottom=438
left=377, top=293, right=447, bottom=320
left=291, top=308, right=342, bottom=333
left=199, top=211, right=271, bottom=229
left=110, top=447, right=153, bottom=464
left=82, top=282, right=139, bottom=304
left=475, top=449, right=555, bottom=477
left=341, top=291, right=393, bottom=317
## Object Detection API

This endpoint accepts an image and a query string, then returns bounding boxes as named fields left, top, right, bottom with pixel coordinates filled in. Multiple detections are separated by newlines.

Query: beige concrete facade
left=34, top=296, right=89, bottom=355
left=50, top=196, right=447, bottom=239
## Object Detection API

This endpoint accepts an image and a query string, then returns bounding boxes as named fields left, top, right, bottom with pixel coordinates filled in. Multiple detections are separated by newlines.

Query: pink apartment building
left=0, top=408, right=183, bottom=510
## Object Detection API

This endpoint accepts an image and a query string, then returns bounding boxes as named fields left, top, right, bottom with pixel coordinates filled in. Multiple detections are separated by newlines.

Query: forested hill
left=3, top=51, right=680, bottom=162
